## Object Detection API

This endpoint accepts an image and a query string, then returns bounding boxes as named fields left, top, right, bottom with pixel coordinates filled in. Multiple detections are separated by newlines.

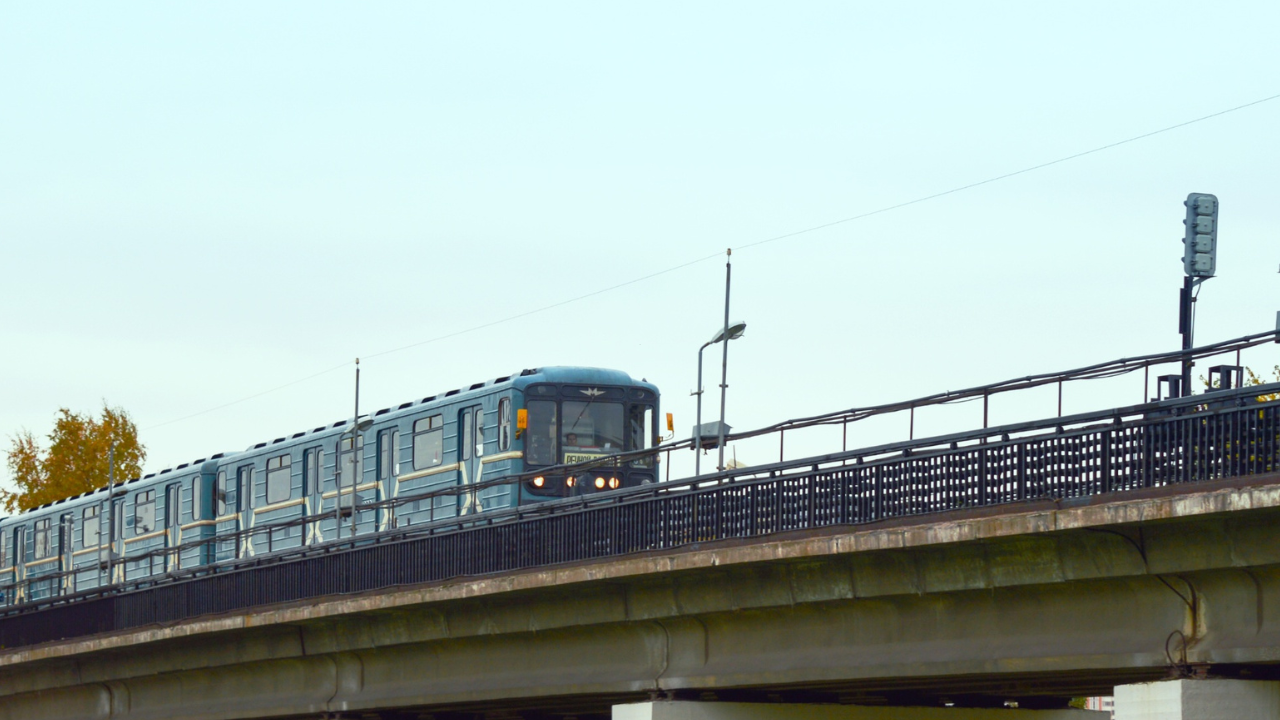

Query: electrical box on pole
left=1183, top=192, right=1219, bottom=278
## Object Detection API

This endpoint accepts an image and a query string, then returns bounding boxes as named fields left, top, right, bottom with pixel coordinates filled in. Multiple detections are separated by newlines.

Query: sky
left=2, top=1, right=1279, bottom=492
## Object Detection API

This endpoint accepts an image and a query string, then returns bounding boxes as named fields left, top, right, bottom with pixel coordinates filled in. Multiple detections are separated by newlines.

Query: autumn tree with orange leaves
left=2, top=405, right=145, bottom=513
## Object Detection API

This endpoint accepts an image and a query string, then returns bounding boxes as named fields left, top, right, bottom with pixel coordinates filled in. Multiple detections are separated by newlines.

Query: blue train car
left=0, top=366, right=660, bottom=607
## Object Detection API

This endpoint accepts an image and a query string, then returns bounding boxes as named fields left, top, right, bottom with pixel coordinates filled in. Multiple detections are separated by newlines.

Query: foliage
left=2, top=405, right=145, bottom=514
left=1245, top=365, right=1280, bottom=402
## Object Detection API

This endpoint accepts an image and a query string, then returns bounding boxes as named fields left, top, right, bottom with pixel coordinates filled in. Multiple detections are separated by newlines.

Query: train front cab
left=518, top=379, right=660, bottom=501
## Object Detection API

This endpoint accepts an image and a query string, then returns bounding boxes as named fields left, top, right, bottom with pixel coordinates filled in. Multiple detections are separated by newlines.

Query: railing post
left=873, top=465, right=884, bottom=521
left=978, top=446, right=988, bottom=507
left=1016, top=443, right=1027, bottom=501
left=1101, top=430, right=1113, bottom=494
left=808, top=466, right=817, bottom=528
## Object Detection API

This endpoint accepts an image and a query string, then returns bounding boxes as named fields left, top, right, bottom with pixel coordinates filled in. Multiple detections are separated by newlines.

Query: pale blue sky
left=3, top=2, right=1279, bottom=488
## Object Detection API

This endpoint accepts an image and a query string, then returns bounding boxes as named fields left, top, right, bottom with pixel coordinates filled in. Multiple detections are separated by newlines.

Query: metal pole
left=106, top=444, right=115, bottom=586
left=694, top=344, right=707, bottom=476
left=352, top=359, right=360, bottom=539
left=716, top=249, right=732, bottom=472
left=1180, top=277, right=1194, bottom=397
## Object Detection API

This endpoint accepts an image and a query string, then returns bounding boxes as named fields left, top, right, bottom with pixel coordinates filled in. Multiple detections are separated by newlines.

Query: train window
left=378, top=429, right=400, bottom=481
left=190, top=477, right=201, bottom=520
left=562, top=401, right=624, bottom=451
left=0, top=532, right=6, bottom=567
left=266, top=454, right=291, bottom=505
left=216, top=471, right=229, bottom=517
left=135, top=490, right=156, bottom=534
left=336, top=436, right=363, bottom=493
left=82, top=506, right=100, bottom=548
left=499, top=398, right=511, bottom=452
left=525, top=400, right=557, bottom=466
left=61, top=514, right=74, bottom=555
left=474, top=408, right=485, bottom=458
left=304, top=447, right=323, bottom=495
left=461, top=409, right=472, bottom=461
left=412, top=415, right=443, bottom=469
left=34, top=519, right=51, bottom=559
left=237, top=466, right=255, bottom=511
left=628, top=404, right=655, bottom=468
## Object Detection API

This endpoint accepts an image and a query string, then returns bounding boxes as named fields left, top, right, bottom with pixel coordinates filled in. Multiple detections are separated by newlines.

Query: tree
left=2, top=405, right=145, bottom=514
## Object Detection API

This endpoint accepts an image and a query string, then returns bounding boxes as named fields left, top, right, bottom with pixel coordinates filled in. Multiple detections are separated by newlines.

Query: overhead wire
left=143, top=91, right=1280, bottom=431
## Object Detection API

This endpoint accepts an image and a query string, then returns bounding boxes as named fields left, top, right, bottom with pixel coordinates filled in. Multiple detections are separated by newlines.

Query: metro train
left=0, top=367, right=661, bottom=606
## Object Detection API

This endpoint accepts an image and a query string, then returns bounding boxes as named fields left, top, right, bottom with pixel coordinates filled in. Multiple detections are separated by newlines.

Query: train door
left=303, top=446, right=323, bottom=545
left=110, top=499, right=124, bottom=584
left=165, top=483, right=180, bottom=571
left=59, top=513, right=73, bottom=595
left=376, top=428, right=399, bottom=531
left=12, top=526, right=25, bottom=603
left=95, top=501, right=109, bottom=585
left=336, top=435, right=364, bottom=538
left=216, top=470, right=238, bottom=561
left=459, top=406, right=484, bottom=515
left=237, top=466, right=254, bottom=557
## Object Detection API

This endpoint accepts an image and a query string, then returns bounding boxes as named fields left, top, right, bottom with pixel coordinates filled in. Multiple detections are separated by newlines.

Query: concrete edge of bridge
left=614, top=700, right=1109, bottom=719
left=4, top=472, right=1280, bottom=670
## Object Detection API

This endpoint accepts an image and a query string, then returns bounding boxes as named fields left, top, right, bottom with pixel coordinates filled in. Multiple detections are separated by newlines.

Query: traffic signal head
left=1183, top=192, right=1219, bottom=278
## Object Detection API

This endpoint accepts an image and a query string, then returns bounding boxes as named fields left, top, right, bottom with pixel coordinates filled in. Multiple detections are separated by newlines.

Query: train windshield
left=525, top=394, right=655, bottom=467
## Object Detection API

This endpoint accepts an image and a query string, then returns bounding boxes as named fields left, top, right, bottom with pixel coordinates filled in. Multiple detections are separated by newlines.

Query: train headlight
left=532, top=476, right=545, bottom=488
left=608, top=476, right=620, bottom=489
left=593, top=477, right=606, bottom=489
left=566, top=476, right=576, bottom=487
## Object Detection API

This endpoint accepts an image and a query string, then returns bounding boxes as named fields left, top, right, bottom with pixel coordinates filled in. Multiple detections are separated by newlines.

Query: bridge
left=4, top=339, right=1280, bottom=720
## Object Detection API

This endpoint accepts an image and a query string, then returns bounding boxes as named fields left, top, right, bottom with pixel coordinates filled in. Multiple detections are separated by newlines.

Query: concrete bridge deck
left=3, top=473, right=1280, bottom=719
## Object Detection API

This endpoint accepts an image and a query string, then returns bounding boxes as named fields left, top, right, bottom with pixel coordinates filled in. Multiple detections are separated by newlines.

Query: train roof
left=239, top=366, right=658, bottom=453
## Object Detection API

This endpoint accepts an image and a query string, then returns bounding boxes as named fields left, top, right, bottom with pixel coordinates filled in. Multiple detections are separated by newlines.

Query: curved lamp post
left=694, top=320, right=746, bottom=476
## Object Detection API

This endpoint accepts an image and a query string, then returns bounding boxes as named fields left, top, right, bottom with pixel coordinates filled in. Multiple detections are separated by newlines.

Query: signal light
left=1182, top=192, right=1219, bottom=278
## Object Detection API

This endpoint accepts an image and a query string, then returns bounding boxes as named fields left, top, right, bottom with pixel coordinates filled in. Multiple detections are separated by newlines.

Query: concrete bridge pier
left=1115, top=680, right=1280, bottom=720
left=614, top=701, right=1105, bottom=720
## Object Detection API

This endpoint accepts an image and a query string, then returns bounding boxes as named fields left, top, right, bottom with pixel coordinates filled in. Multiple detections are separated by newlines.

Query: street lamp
left=694, top=320, right=746, bottom=476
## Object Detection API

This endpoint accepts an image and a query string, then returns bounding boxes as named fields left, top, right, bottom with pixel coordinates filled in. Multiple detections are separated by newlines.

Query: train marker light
left=594, top=477, right=606, bottom=489
left=532, top=476, right=545, bottom=488
left=608, top=476, right=620, bottom=489
left=1182, top=192, right=1219, bottom=278
left=566, top=476, right=576, bottom=487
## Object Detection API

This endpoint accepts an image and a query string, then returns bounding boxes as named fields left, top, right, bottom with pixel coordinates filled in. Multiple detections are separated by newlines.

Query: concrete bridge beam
left=614, top=701, right=1106, bottom=720
left=1115, top=679, right=1280, bottom=719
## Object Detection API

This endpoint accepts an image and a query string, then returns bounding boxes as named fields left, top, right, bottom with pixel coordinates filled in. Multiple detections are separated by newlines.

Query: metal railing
left=2, top=375, right=1279, bottom=650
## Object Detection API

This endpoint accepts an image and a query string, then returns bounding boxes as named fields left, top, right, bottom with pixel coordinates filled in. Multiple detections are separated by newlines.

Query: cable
left=738, top=91, right=1280, bottom=253
left=143, top=361, right=351, bottom=430
left=143, top=91, right=1280, bottom=431
left=142, top=253, right=722, bottom=431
